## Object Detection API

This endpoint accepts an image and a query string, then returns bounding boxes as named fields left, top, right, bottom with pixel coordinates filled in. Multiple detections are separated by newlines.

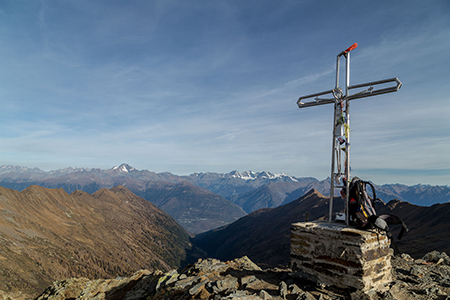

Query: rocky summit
left=32, top=251, right=450, bottom=300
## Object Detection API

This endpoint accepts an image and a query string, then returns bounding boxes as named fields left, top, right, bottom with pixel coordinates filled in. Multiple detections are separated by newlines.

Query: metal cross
left=296, top=43, right=402, bottom=225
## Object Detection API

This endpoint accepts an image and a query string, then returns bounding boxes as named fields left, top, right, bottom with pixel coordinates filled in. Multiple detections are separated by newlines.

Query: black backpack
left=346, top=177, right=409, bottom=254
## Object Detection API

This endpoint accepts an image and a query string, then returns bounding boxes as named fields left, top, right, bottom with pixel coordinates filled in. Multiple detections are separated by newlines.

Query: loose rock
left=33, top=252, right=450, bottom=300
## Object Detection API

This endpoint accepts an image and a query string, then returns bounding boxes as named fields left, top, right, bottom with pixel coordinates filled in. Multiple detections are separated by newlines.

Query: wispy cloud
left=0, top=0, right=448, bottom=185
left=283, top=67, right=335, bottom=89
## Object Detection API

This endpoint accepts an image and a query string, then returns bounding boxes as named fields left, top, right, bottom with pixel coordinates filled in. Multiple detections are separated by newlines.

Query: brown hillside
left=0, top=185, right=192, bottom=298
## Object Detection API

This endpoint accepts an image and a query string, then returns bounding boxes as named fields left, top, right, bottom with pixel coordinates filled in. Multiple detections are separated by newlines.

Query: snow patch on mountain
left=48, top=167, right=94, bottom=175
left=0, top=165, right=44, bottom=174
left=229, top=170, right=298, bottom=182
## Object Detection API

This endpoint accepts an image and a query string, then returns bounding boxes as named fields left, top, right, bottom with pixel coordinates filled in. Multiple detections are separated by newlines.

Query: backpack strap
left=377, top=214, right=409, bottom=240
left=363, top=180, right=387, bottom=205
left=370, top=215, right=401, bottom=255
left=364, top=181, right=376, bottom=201
left=360, top=181, right=377, bottom=217
left=387, top=229, right=400, bottom=255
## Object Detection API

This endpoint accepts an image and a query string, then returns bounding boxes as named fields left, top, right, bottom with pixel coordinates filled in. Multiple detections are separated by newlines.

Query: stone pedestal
left=290, top=221, right=392, bottom=291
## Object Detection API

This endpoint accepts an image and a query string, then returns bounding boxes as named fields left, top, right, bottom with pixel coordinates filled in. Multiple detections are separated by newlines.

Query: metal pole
left=345, top=52, right=351, bottom=225
left=329, top=102, right=337, bottom=222
left=329, top=51, right=343, bottom=223
left=335, top=56, right=340, bottom=90
left=345, top=52, right=350, bottom=96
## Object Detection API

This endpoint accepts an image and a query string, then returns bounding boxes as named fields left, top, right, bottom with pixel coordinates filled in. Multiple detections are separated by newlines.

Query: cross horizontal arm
left=297, top=89, right=336, bottom=108
left=347, top=77, right=402, bottom=100
left=297, top=77, right=402, bottom=108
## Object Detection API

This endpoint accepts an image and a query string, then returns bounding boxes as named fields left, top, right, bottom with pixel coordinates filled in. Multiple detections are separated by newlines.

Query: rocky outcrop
left=34, top=253, right=450, bottom=300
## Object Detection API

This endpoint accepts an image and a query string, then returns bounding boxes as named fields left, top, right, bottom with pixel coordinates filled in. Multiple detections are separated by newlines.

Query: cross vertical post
left=297, top=43, right=401, bottom=225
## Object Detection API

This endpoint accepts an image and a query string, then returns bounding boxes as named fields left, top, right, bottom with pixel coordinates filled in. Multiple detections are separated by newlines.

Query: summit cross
left=296, top=43, right=402, bottom=225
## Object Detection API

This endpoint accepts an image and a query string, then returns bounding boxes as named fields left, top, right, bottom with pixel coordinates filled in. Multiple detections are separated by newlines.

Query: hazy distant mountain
left=376, top=183, right=450, bottom=206
left=185, top=170, right=308, bottom=200
left=143, top=181, right=246, bottom=234
left=193, top=188, right=450, bottom=268
left=232, top=180, right=331, bottom=213
left=0, top=185, right=192, bottom=297
left=0, top=163, right=182, bottom=192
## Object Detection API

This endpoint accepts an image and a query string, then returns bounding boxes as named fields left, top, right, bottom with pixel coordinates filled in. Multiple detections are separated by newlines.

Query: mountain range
left=0, top=164, right=449, bottom=235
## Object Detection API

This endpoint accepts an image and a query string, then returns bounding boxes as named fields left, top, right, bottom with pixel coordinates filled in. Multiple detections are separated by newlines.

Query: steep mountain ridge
left=0, top=185, right=192, bottom=297
left=193, top=189, right=450, bottom=269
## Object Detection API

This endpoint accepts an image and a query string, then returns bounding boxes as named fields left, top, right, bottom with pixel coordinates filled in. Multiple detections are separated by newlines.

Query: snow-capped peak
left=113, top=163, right=135, bottom=173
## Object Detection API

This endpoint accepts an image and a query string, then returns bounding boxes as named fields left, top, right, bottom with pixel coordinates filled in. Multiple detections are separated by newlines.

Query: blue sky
left=0, top=0, right=449, bottom=185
